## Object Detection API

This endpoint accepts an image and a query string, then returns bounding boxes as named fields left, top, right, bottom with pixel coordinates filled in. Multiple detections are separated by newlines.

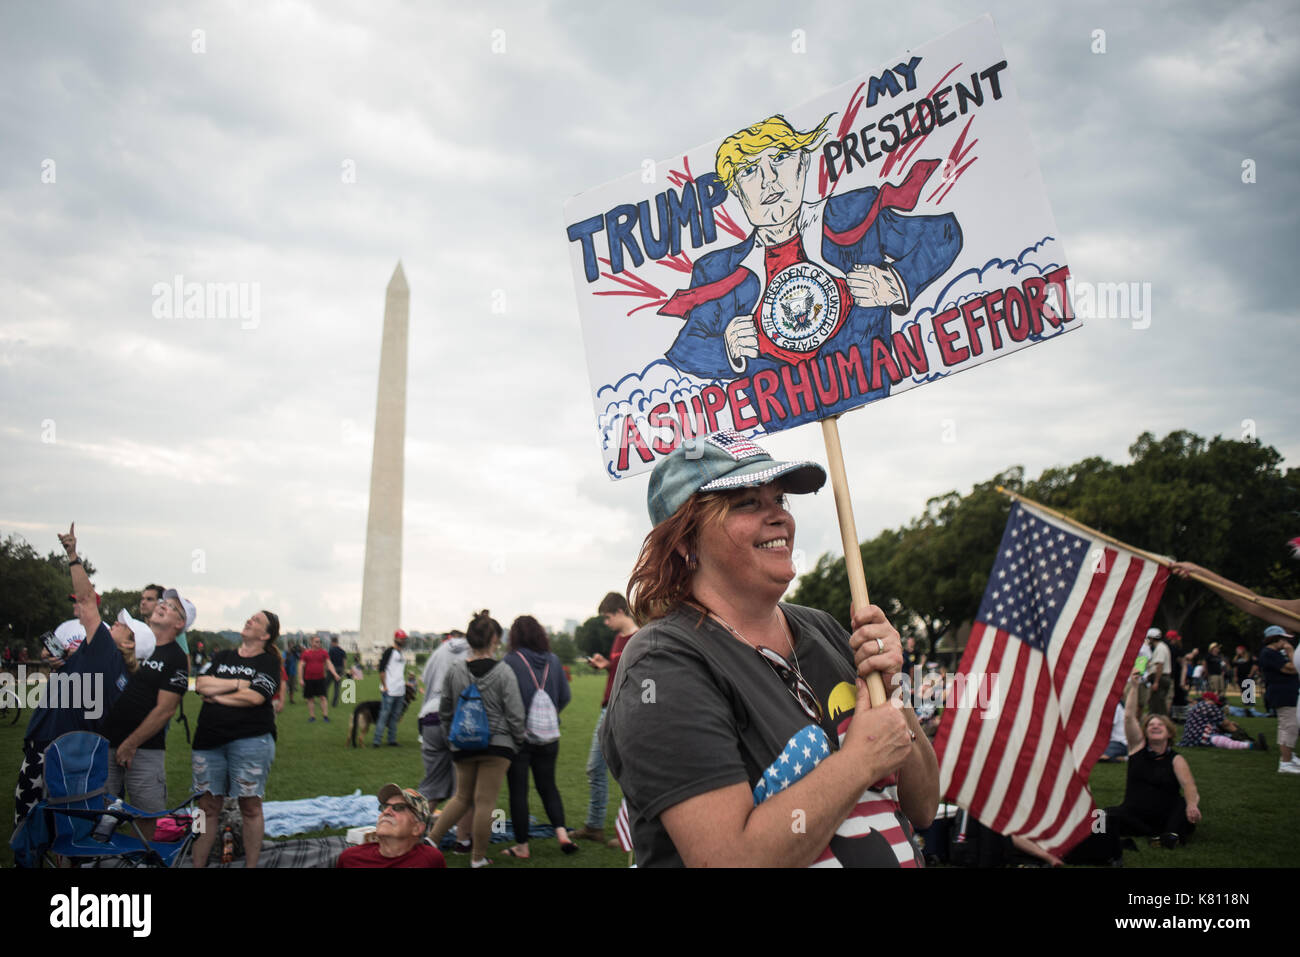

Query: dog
left=348, top=680, right=418, bottom=747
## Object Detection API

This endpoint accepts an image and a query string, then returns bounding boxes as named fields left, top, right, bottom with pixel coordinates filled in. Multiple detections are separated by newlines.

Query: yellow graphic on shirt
left=828, top=681, right=856, bottom=722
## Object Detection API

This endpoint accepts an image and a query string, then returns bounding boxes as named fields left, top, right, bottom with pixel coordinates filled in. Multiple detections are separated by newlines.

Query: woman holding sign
left=602, top=430, right=938, bottom=866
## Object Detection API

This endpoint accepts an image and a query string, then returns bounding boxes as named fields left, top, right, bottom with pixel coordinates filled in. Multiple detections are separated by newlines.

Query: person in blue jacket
left=13, top=523, right=135, bottom=827
left=500, top=615, right=577, bottom=859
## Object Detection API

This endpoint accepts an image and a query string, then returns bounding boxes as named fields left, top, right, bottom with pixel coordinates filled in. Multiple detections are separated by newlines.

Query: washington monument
left=359, top=262, right=408, bottom=654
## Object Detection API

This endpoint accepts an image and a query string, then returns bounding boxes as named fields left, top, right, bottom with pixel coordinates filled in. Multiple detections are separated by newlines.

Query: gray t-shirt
left=602, top=603, right=923, bottom=867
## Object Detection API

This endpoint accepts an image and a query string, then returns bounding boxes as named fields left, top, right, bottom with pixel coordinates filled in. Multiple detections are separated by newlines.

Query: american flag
left=933, top=500, right=1168, bottom=856
left=613, top=798, right=633, bottom=855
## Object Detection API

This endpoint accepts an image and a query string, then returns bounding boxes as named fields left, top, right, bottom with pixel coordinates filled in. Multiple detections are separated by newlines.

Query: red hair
left=628, top=492, right=733, bottom=624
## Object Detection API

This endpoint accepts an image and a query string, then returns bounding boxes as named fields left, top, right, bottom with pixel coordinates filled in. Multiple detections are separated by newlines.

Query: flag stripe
left=941, top=627, right=998, bottom=807
left=1021, top=547, right=1129, bottom=837
left=1074, top=562, right=1169, bottom=779
left=1051, top=546, right=1119, bottom=725
left=952, top=629, right=1007, bottom=810
left=614, top=798, right=633, bottom=853
left=966, top=633, right=1024, bottom=818
left=999, top=647, right=1055, bottom=835
left=982, top=640, right=1036, bottom=833
left=1061, top=553, right=1141, bottom=744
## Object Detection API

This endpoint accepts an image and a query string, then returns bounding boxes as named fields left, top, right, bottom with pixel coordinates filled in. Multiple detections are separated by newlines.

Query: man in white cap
left=115, top=608, right=156, bottom=665
left=80, top=539, right=193, bottom=836
left=140, top=583, right=189, bottom=659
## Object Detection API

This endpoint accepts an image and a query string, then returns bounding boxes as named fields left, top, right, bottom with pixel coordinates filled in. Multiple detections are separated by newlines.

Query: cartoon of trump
left=658, top=114, right=961, bottom=421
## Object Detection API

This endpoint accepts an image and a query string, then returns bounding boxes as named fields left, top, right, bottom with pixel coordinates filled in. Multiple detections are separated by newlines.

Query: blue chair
left=11, top=731, right=198, bottom=867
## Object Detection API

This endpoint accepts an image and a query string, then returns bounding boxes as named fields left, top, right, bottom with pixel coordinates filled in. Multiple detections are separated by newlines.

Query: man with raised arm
left=81, top=527, right=193, bottom=839
left=13, top=525, right=137, bottom=827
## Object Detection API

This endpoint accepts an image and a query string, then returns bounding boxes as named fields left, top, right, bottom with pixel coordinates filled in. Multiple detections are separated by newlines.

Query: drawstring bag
left=449, top=681, right=490, bottom=750
left=517, top=653, right=560, bottom=744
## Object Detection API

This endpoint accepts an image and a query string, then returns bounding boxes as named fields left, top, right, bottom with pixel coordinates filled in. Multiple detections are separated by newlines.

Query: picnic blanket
left=180, top=835, right=350, bottom=868
left=260, top=790, right=560, bottom=844
left=262, top=789, right=378, bottom=837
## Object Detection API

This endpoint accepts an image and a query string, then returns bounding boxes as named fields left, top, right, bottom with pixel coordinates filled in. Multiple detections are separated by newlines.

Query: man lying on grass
left=336, top=784, right=446, bottom=868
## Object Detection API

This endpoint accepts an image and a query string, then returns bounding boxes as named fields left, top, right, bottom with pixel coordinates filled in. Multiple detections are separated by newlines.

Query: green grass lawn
left=3, top=679, right=1295, bottom=867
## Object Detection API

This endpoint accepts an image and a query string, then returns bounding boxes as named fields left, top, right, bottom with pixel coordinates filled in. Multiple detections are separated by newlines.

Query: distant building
left=337, top=630, right=362, bottom=656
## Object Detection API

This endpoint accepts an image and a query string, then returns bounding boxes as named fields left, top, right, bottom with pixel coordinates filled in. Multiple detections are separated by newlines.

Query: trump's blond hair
left=715, top=113, right=834, bottom=192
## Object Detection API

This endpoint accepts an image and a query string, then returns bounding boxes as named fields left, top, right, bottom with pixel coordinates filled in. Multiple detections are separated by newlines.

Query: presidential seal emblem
left=758, top=261, right=843, bottom=361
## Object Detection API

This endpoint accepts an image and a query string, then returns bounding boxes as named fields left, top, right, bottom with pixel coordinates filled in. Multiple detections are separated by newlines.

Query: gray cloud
left=1, top=0, right=1296, bottom=631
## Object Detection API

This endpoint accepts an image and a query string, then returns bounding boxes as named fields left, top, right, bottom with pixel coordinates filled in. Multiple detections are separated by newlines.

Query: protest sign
left=565, top=15, right=1077, bottom=480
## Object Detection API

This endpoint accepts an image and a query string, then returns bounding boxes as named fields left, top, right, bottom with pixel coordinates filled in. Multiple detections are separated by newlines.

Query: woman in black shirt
left=190, top=610, right=282, bottom=868
left=1106, top=672, right=1202, bottom=848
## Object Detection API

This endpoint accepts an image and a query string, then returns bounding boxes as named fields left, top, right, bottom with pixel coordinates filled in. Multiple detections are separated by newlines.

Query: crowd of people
left=10, top=441, right=1299, bottom=867
left=11, top=524, right=284, bottom=866
left=8, top=519, right=639, bottom=868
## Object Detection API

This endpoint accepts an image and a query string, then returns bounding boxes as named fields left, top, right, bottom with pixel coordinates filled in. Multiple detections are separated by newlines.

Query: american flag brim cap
left=647, top=429, right=826, bottom=526
left=378, top=783, right=432, bottom=831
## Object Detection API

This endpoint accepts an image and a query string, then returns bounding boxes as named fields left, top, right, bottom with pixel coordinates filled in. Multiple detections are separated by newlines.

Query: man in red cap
left=373, top=630, right=409, bottom=747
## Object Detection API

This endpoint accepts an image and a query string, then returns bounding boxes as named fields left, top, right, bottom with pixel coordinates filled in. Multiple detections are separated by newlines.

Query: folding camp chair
left=10, top=730, right=199, bottom=867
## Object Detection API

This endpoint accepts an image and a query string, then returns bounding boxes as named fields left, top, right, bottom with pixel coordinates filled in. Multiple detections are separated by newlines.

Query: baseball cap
left=1146, top=627, right=1162, bottom=640
left=377, top=784, right=431, bottom=832
left=647, top=430, right=826, bottom=526
left=53, top=619, right=87, bottom=656
left=162, top=588, right=197, bottom=630
left=1263, top=625, right=1293, bottom=639
left=116, top=608, right=156, bottom=660
left=394, top=629, right=408, bottom=640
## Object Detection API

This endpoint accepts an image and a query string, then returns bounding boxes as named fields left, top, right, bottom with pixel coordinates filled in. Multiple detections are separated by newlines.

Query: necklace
left=704, top=606, right=796, bottom=660
left=698, top=604, right=822, bottom=724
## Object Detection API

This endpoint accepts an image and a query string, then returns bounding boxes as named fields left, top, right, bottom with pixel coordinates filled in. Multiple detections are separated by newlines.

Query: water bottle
left=92, top=799, right=123, bottom=842
left=221, top=826, right=234, bottom=863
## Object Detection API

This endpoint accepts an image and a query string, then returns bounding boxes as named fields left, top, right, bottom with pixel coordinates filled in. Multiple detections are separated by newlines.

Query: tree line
left=790, top=430, right=1299, bottom=659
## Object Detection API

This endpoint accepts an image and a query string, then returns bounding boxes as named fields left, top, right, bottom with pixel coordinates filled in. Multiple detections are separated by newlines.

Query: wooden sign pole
left=820, top=416, right=888, bottom=707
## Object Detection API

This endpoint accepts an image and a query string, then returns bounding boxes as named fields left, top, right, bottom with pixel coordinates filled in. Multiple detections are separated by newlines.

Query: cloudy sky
left=2, top=0, right=1296, bottom=635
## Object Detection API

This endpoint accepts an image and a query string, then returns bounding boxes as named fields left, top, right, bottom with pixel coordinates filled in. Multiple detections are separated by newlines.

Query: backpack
left=448, top=679, right=491, bottom=750
left=517, top=652, right=560, bottom=745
